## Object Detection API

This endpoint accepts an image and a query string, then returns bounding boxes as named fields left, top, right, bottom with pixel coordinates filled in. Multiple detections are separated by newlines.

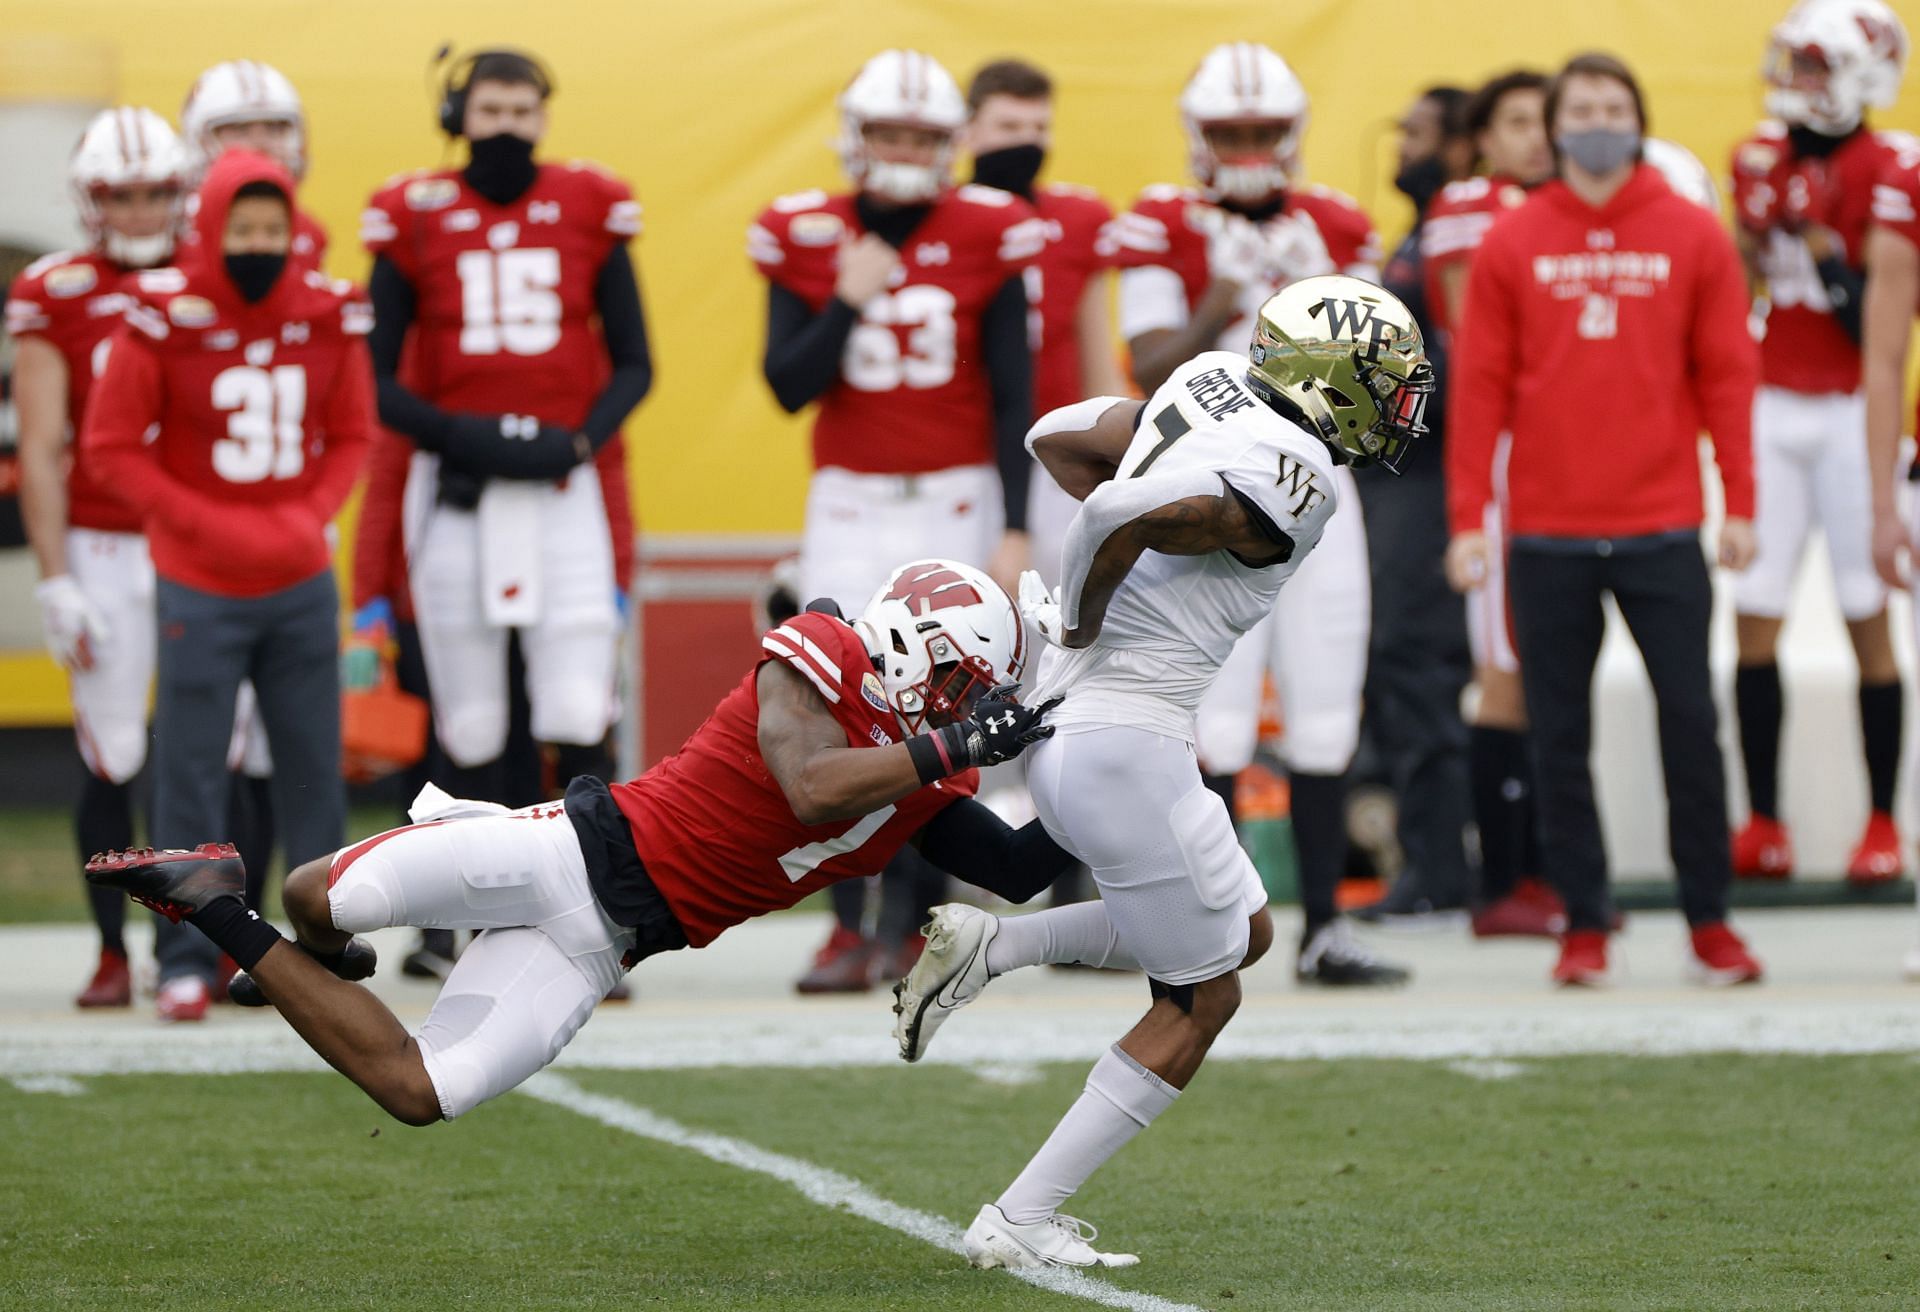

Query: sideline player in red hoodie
left=8, top=108, right=187, bottom=1010
left=85, top=562, right=1065, bottom=1131
left=1446, top=54, right=1763, bottom=988
left=83, top=150, right=375, bottom=1020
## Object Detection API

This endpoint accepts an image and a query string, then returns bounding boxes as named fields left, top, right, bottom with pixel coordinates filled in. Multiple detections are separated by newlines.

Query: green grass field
left=5, top=1053, right=1918, bottom=1310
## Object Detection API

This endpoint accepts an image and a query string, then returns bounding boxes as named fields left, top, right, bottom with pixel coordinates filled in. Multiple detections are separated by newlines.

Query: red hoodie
left=83, top=150, right=374, bottom=598
left=1446, top=164, right=1757, bottom=539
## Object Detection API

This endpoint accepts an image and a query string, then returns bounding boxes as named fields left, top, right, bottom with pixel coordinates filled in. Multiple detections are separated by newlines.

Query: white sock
left=984, top=901, right=1142, bottom=976
left=995, top=1045, right=1179, bottom=1224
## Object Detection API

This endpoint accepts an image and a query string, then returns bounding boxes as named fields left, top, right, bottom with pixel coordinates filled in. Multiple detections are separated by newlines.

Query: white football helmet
left=1643, top=137, right=1720, bottom=211
left=182, top=60, right=307, bottom=179
left=855, top=560, right=1025, bottom=733
left=836, top=50, right=967, bottom=204
left=70, top=107, right=188, bottom=268
left=1181, top=42, right=1310, bottom=205
left=1764, top=0, right=1908, bottom=135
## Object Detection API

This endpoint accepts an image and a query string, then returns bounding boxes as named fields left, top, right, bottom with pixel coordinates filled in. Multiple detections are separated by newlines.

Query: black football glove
left=954, top=683, right=1061, bottom=767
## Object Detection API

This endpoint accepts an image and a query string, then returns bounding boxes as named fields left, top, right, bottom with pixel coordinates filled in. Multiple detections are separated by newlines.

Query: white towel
left=477, top=478, right=545, bottom=626
left=407, top=782, right=512, bottom=825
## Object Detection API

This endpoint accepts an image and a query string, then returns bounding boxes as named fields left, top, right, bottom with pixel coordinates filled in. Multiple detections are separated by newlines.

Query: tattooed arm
left=1062, top=481, right=1288, bottom=649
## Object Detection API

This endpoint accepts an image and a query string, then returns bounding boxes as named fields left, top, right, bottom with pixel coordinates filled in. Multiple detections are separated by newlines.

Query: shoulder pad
left=760, top=613, right=869, bottom=708
left=771, top=188, right=831, bottom=215
left=956, top=183, right=1016, bottom=207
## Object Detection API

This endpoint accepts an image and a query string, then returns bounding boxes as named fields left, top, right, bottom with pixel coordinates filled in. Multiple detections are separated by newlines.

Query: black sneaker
left=1351, top=873, right=1467, bottom=928
left=85, top=844, right=244, bottom=923
left=1296, top=921, right=1411, bottom=987
left=402, top=929, right=459, bottom=980
left=227, top=937, right=379, bottom=1006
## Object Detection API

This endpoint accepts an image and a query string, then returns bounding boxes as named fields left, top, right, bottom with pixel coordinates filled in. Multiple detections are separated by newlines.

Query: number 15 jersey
left=361, top=162, right=640, bottom=427
left=1038, top=351, right=1340, bottom=741
left=749, top=186, right=1044, bottom=475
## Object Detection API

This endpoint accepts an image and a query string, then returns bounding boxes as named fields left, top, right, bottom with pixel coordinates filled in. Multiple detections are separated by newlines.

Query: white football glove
left=1018, top=569, right=1068, bottom=649
left=1262, top=211, right=1336, bottom=286
left=35, top=575, right=109, bottom=673
left=1204, top=212, right=1269, bottom=289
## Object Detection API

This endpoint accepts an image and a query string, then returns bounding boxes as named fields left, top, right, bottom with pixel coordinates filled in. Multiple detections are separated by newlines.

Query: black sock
left=186, top=896, right=285, bottom=972
left=1860, top=680, right=1903, bottom=815
left=75, top=771, right=133, bottom=955
left=876, top=846, right=947, bottom=947
left=830, top=877, right=867, bottom=935
left=229, top=772, right=276, bottom=911
left=1202, top=771, right=1239, bottom=824
left=1288, top=770, right=1347, bottom=939
left=1470, top=726, right=1533, bottom=902
left=552, top=739, right=615, bottom=795
left=1734, top=663, right=1783, bottom=819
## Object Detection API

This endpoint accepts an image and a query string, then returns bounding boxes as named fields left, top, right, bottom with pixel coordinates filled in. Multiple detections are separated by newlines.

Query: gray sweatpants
left=152, top=570, right=345, bottom=985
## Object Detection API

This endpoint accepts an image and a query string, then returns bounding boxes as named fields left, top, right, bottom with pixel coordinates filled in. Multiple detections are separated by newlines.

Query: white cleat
left=892, top=903, right=998, bottom=1063
left=963, top=1203, right=1140, bottom=1269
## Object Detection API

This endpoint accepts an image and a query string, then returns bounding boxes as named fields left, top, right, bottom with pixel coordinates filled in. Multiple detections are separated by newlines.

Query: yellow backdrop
left=3, top=1, right=1920, bottom=723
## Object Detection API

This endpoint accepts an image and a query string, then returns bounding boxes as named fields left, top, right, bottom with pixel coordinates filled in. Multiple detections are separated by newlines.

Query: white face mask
left=104, top=229, right=174, bottom=268
left=1210, top=159, right=1289, bottom=204
left=862, top=158, right=944, bottom=204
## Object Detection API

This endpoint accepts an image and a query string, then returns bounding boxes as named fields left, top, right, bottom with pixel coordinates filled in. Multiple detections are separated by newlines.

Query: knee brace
left=436, top=705, right=508, bottom=769
left=1281, top=707, right=1361, bottom=775
left=81, top=718, right=149, bottom=786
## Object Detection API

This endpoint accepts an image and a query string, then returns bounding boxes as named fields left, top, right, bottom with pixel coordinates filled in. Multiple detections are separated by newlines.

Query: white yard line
left=8, top=1074, right=85, bottom=1095
left=1444, top=1059, right=1529, bottom=1081
left=521, top=1073, right=1206, bottom=1312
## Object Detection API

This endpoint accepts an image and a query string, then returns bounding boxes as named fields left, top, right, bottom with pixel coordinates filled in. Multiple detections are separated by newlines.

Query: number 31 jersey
left=361, top=162, right=640, bottom=427
left=749, top=186, right=1045, bottom=475
left=1038, top=350, right=1340, bottom=741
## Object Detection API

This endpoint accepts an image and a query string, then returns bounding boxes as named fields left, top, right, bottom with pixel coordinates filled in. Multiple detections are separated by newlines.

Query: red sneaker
left=1551, top=930, right=1608, bottom=987
left=210, top=954, right=238, bottom=1005
left=794, top=926, right=877, bottom=994
left=1472, top=879, right=1567, bottom=939
left=1730, top=816, right=1792, bottom=879
left=75, top=948, right=132, bottom=1009
left=1846, top=811, right=1904, bottom=886
left=879, top=932, right=927, bottom=984
left=1690, top=922, right=1762, bottom=985
left=155, top=975, right=210, bottom=1023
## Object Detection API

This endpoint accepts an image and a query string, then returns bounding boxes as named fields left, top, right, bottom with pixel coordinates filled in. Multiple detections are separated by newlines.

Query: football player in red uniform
left=1422, top=70, right=1562, bottom=936
left=9, top=108, right=187, bottom=1009
left=1104, top=41, right=1399, bottom=985
left=180, top=60, right=328, bottom=271
left=80, top=150, right=376, bottom=1021
left=1726, top=0, right=1909, bottom=883
left=86, top=562, right=1066, bottom=1127
left=750, top=49, right=1045, bottom=991
left=961, top=58, right=1127, bottom=589
left=357, top=49, right=649, bottom=806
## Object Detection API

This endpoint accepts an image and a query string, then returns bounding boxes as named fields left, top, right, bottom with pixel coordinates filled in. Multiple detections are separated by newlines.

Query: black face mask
left=224, top=252, right=286, bottom=304
left=1786, top=123, right=1854, bottom=159
left=854, top=193, right=933, bottom=249
left=971, top=143, right=1046, bottom=199
left=1394, top=154, right=1448, bottom=212
left=464, top=132, right=539, bottom=205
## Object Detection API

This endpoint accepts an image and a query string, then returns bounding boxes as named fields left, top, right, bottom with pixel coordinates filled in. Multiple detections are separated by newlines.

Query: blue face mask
left=1556, top=128, right=1640, bottom=176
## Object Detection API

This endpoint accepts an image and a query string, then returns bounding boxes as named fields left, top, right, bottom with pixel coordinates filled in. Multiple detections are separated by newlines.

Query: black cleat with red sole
left=85, top=844, right=244, bottom=923
left=227, top=937, right=380, bottom=1007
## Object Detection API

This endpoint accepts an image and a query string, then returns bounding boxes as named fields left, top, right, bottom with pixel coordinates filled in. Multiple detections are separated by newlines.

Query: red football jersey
left=82, top=152, right=376, bottom=598
left=1029, top=182, right=1118, bottom=415
left=1106, top=182, right=1381, bottom=349
left=613, top=611, right=977, bottom=948
left=1420, top=174, right=1530, bottom=339
left=361, top=161, right=641, bottom=427
left=1870, top=137, right=1920, bottom=432
left=748, top=185, right=1045, bottom=474
left=1732, top=124, right=1912, bottom=393
left=5, top=250, right=143, bottom=533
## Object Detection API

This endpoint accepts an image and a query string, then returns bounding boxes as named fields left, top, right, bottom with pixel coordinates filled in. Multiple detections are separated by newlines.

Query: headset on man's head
left=433, top=44, right=556, bottom=138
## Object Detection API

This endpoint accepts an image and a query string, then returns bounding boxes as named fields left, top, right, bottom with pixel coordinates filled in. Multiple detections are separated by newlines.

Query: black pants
left=1356, top=461, right=1473, bottom=905
left=1507, top=536, right=1732, bottom=932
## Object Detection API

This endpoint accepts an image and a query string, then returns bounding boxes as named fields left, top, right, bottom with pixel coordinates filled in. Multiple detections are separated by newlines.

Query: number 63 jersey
left=1039, top=350, right=1340, bottom=741
left=749, top=185, right=1044, bottom=474
left=361, top=161, right=640, bottom=427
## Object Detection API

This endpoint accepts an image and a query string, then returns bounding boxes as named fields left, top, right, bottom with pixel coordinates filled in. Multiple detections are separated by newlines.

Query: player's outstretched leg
left=893, top=901, right=1141, bottom=1062
left=963, top=908, right=1273, bottom=1270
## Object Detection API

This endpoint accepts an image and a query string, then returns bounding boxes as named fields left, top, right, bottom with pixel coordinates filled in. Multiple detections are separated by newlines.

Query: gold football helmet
left=1245, top=274, right=1433, bottom=474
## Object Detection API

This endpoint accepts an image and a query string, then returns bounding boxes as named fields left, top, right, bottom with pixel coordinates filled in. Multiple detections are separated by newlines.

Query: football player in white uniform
left=892, top=276, right=1433, bottom=1268
left=1108, top=44, right=1401, bottom=984
left=10, top=108, right=186, bottom=1010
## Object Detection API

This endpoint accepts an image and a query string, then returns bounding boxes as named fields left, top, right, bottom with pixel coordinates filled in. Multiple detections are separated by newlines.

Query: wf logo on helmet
left=1311, top=296, right=1401, bottom=362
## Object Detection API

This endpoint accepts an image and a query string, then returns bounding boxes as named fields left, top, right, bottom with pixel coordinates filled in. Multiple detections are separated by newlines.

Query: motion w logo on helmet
left=1311, top=295, right=1402, bottom=362
left=886, top=565, right=984, bottom=615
